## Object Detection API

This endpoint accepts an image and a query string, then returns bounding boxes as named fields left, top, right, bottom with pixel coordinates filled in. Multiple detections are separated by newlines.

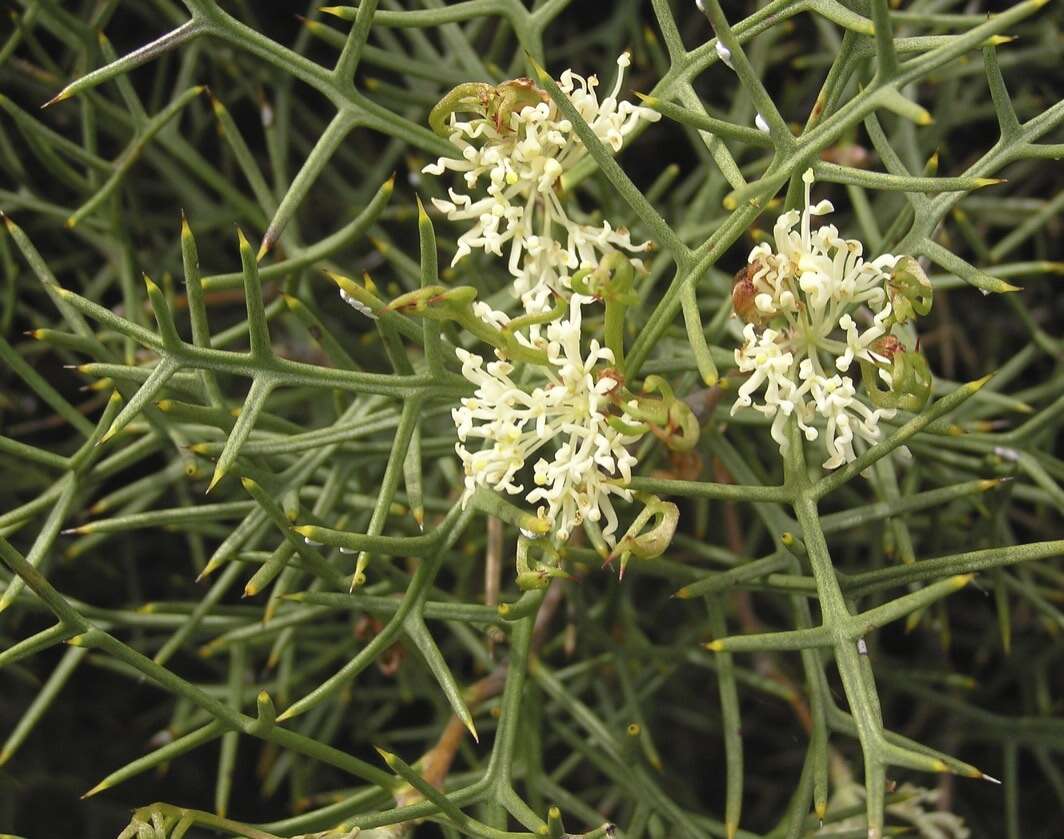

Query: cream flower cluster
left=423, top=54, right=660, bottom=315
left=830, top=781, right=970, bottom=839
left=452, top=295, right=641, bottom=545
left=731, top=170, right=905, bottom=469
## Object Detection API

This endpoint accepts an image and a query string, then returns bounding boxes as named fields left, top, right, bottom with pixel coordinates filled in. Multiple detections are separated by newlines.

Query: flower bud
left=888, top=256, right=933, bottom=323
left=732, top=262, right=765, bottom=326
left=428, top=82, right=497, bottom=135
left=869, top=334, right=902, bottom=361
left=597, top=367, right=625, bottom=397
left=623, top=375, right=701, bottom=451
left=492, top=78, right=549, bottom=132
left=607, top=496, right=679, bottom=579
left=664, top=400, right=700, bottom=452
left=386, top=285, right=475, bottom=317
left=861, top=345, right=932, bottom=412
left=515, top=536, right=568, bottom=589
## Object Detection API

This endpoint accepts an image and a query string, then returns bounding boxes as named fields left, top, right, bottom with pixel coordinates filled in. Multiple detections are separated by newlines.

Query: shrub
left=1, top=2, right=1061, bottom=838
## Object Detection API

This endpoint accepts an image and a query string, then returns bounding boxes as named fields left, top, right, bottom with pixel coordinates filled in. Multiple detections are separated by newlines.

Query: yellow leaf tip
left=374, top=746, right=396, bottom=764
left=81, top=780, right=109, bottom=799
left=41, top=88, right=72, bottom=109
left=206, top=468, right=225, bottom=494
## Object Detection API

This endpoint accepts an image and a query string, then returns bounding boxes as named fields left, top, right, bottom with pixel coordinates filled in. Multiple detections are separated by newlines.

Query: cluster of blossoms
left=828, top=757, right=970, bottom=839
left=730, top=169, right=934, bottom=469
left=423, top=53, right=660, bottom=315
left=452, top=294, right=640, bottom=544
left=411, top=57, right=679, bottom=552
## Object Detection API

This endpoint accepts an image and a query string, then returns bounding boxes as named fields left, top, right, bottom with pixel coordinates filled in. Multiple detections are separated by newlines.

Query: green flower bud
left=860, top=339, right=933, bottom=413
left=623, top=375, right=700, bottom=451
left=607, top=495, right=679, bottom=579
left=515, top=537, right=568, bottom=590
left=386, top=285, right=475, bottom=317
left=888, top=256, right=933, bottom=323
left=428, top=82, right=496, bottom=136
left=664, top=400, right=700, bottom=452
left=428, top=78, right=548, bottom=136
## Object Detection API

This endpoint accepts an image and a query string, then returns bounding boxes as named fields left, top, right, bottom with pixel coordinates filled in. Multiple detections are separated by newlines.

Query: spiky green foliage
left=1, top=2, right=1062, bottom=839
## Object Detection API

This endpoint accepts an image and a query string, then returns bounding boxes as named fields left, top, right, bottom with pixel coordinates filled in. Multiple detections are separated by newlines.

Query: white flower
left=452, top=295, right=641, bottom=544
left=470, top=300, right=545, bottom=351
left=424, top=54, right=659, bottom=314
left=802, top=369, right=891, bottom=469
left=835, top=306, right=892, bottom=374
left=730, top=170, right=904, bottom=469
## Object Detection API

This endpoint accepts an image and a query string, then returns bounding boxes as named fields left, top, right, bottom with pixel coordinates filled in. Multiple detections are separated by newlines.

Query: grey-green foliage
left=0, top=1, right=1062, bottom=838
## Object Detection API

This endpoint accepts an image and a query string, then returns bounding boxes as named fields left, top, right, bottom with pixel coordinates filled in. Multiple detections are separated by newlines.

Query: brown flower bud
left=492, top=78, right=549, bottom=132
left=869, top=335, right=902, bottom=361
left=597, top=367, right=625, bottom=397
left=732, top=262, right=763, bottom=325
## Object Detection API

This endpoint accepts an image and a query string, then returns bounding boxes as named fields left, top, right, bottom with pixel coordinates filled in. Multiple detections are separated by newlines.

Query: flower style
left=452, top=294, right=642, bottom=545
left=731, top=169, right=932, bottom=469
left=423, top=54, right=660, bottom=314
